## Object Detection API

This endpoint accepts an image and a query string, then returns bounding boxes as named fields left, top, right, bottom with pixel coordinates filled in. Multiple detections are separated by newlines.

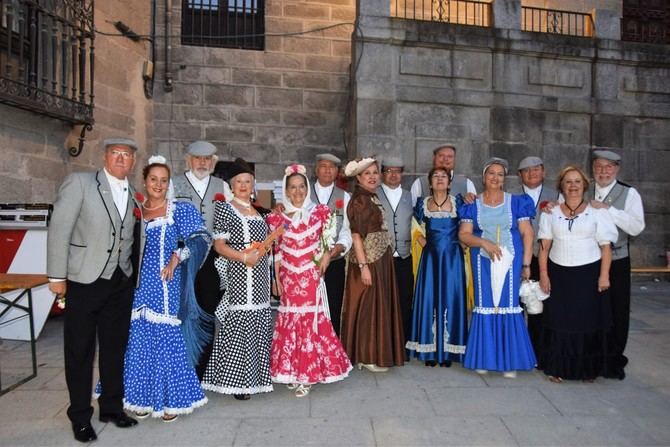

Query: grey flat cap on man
left=518, top=156, right=543, bottom=171
left=381, top=156, right=404, bottom=169
left=103, top=138, right=138, bottom=151
left=316, top=153, right=341, bottom=165
left=592, top=149, right=621, bottom=163
left=186, top=141, right=217, bottom=157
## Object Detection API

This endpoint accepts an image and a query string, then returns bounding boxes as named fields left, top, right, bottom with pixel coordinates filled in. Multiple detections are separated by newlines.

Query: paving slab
left=373, top=416, right=517, bottom=446
left=503, top=415, right=663, bottom=446
left=0, top=279, right=668, bottom=446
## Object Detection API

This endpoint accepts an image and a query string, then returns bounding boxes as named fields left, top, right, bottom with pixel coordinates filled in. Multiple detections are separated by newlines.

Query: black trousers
left=526, top=256, right=542, bottom=355
left=325, top=257, right=346, bottom=337
left=64, top=267, right=133, bottom=426
left=394, top=256, right=414, bottom=345
left=194, top=247, right=223, bottom=379
left=609, top=256, right=631, bottom=370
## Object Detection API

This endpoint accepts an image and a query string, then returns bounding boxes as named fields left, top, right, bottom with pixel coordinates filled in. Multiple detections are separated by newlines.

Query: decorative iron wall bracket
left=68, top=123, right=94, bottom=157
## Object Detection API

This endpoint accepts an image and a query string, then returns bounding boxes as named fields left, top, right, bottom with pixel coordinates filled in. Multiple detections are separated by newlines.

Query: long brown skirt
left=340, top=249, right=405, bottom=367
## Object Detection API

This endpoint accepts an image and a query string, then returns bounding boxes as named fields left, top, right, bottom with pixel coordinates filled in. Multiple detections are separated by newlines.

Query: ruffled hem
left=123, top=396, right=208, bottom=418
left=538, top=327, right=614, bottom=381
left=201, top=383, right=274, bottom=395
left=405, top=341, right=466, bottom=354
left=271, top=364, right=352, bottom=386
left=131, top=306, right=181, bottom=326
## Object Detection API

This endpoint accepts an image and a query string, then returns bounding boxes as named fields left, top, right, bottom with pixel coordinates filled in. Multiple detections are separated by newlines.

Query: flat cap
left=103, top=138, right=138, bottom=151
left=186, top=140, right=217, bottom=157
left=315, top=153, right=341, bottom=165
left=483, top=157, right=509, bottom=175
left=381, top=156, right=404, bottom=169
left=518, top=156, right=544, bottom=171
left=592, top=149, right=621, bottom=163
left=433, top=144, right=456, bottom=155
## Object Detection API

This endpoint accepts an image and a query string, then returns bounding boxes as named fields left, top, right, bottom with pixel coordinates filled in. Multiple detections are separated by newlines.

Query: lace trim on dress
left=282, top=260, right=318, bottom=275
left=131, top=306, right=181, bottom=326
left=212, top=232, right=229, bottom=240
left=271, top=366, right=352, bottom=385
left=200, top=383, right=274, bottom=395
left=284, top=224, right=320, bottom=241
left=280, top=240, right=320, bottom=258
left=405, top=341, right=467, bottom=354
left=123, top=397, right=208, bottom=418
left=423, top=196, right=458, bottom=218
left=227, top=302, right=270, bottom=311
left=472, top=306, right=523, bottom=315
left=277, top=305, right=325, bottom=314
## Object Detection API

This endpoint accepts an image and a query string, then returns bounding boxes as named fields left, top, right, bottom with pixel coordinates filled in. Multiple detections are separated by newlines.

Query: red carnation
left=133, top=207, right=142, bottom=219
left=135, top=191, right=145, bottom=203
left=335, top=199, right=344, bottom=209
left=214, top=193, right=226, bottom=202
left=539, top=200, right=549, bottom=211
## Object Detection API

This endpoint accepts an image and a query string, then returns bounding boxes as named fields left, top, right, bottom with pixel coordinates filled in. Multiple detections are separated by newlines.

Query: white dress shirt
left=594, top=180, right=646, bottom=237
left=185, top=171, right=210, bottom=199
left=103, top=168, right=129, bottom=216
left=381, top=184, right=403, bottom=257
left=538, top=205, right=618, bottom=266
left=313, top=182, right=352, bottom=255
left=522, top=184, right=542, bottom=207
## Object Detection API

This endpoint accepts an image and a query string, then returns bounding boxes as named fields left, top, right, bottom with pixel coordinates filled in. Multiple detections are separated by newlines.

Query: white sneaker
left=503, top=370, right=517, bottom=379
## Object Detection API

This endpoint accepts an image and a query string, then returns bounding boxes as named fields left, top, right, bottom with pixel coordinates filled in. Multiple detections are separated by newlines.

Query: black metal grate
left=0, top=0, right=94, bottom=124
left=522, top=6, right=594, bottom=37
left=391, top=0, right=492, bottom=27
left=622, top=0, right=670, bottom=44
left=181, top=0, right=264, bottom=50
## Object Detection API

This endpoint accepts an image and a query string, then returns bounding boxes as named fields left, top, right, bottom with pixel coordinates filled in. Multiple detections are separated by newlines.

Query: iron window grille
left=0, top=0, right=95, bottom=126
left=181, top=0, right=264, bottom=50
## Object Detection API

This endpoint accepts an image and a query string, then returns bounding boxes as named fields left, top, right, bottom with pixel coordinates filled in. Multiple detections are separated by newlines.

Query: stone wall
left=0, top=0, right=153, bottom=203
left=152, top=0, right=356, bottom=180
left=352, top=1, right=670, bottom=266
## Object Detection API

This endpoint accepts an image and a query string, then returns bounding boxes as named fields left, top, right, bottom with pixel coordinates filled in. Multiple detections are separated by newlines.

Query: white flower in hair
left=148, top=154, right=167, bottom=165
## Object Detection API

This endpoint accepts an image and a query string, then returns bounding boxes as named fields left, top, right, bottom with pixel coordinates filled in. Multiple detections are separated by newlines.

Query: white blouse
left=537, top=205, right=618, bottom=267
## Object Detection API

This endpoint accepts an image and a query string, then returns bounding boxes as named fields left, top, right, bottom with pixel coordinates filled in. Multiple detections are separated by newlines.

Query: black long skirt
left=538, top=259, right=614, bottom=381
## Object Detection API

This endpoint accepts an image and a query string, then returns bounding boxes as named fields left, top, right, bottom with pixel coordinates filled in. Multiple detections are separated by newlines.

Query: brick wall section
left=0, top=1, right=153, bottom=202
left=152, top=0, right=355, bottom=180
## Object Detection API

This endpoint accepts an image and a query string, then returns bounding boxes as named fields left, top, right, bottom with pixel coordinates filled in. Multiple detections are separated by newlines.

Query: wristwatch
left=358, top=263, right=367, bottom=270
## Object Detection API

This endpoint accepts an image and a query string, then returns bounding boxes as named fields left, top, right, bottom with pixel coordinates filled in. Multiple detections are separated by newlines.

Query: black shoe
left=424, top=360, right=437, bottom=367
left=72, top=423, right=97, bottom=443
left=99, top=412, right=138, bottom=428
left=233, top=394, right=251, bottom=401
left=440, top=360, right=452, bottom=368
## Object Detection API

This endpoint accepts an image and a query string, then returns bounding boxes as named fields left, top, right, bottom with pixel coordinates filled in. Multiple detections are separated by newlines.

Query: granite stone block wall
left=351, top=2, right=670, bottom=266
left=152, top=0, right=356, bottom=179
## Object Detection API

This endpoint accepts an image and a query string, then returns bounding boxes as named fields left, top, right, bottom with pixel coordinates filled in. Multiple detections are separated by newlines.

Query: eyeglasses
left=432, top=174, right=449, bottom=179
left=110, top=149, right=134, bottom=159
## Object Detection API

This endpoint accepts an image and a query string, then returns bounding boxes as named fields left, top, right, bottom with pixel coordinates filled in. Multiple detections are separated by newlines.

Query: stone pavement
left=1, top=279, right=669, bottom=446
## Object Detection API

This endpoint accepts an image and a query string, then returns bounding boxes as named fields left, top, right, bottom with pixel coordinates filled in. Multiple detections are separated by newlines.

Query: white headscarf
left=282, top=164, right=314, bottom=226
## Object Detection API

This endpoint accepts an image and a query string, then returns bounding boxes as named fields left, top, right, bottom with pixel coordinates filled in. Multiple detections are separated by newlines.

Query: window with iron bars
left=0, top=0, right=94, bottom=125
left=181, top=0, right=264, bottom=50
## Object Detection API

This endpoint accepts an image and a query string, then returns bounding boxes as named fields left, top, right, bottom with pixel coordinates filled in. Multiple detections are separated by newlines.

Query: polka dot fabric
left=203, top=202, right=274, bottom=395
left=122, top=201, right=208, bottom=417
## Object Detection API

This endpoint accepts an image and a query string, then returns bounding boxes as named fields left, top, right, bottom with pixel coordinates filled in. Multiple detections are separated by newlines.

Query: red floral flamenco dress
left=267, top=204, right=352, bottom=385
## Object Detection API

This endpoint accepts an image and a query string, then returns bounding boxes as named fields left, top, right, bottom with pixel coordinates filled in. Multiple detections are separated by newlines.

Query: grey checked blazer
left=47, top=170, right=145, bottom=286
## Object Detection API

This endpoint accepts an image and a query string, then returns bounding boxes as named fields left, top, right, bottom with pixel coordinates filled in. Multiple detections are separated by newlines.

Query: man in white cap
left=310, top=153, right=352, bottom=336
left=590, top=149, right=645, bottom=380
left=172, top=140, right=232, bottom=378
left=517, top=156, right=558, bottom=352
left=410, top=144, right=476, bottom=206
left=48, top=138, right=142, bottom=442
left=377, top=156, right=414, bottom=346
